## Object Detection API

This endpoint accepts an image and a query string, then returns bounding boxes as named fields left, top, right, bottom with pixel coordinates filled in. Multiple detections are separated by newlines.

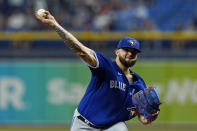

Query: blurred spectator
left=92, top=2, right=112, bottom=31
left=7, top=0, right=25, bottom=7
left=110, top=1, right=136, bottom=31
left=6, top=9, right=26, bottom=31
left=72, top=6, right=92, bottom=30
left=25, top=7, right=37, bottom=30
left=7, top=0, right=27, bottom=14
left=33, top=0, right=48, bottom=11
left=135, top=1, right=149, bottom=20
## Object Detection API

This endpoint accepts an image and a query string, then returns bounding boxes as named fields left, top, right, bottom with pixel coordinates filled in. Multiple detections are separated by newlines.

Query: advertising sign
left=0, top=60, right=197, bottom=124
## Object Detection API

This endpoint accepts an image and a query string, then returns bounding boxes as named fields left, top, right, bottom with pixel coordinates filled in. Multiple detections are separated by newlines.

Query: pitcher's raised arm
left=35, top=9, right=97, bottom=67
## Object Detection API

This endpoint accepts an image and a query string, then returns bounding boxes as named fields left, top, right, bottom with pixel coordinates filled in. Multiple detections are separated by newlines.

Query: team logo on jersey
left=127, top=107, right=136, bottom=119
left=128, top=40, right=136, bottom=45
left=110, top=80, right=126, bottom=91
left=129, top=89, right=135, bottom=96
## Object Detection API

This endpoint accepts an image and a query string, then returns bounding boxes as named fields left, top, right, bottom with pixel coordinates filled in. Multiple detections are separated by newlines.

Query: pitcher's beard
left=119, top=56, right=136, bottom=68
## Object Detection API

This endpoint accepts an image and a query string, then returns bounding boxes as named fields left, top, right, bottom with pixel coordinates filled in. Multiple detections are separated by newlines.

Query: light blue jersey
left=78, top=51, right=147, bottom=126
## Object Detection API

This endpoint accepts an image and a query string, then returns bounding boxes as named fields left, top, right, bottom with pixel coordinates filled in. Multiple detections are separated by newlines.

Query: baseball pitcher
left=35, top=10, right=161, bottom=131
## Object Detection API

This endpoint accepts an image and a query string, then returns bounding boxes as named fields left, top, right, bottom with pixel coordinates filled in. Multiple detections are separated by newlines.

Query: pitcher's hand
left=35, top=10, right=58, bottom=27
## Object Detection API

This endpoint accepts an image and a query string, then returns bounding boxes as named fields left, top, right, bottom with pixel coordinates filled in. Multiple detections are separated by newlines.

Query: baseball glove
left=132, top=86, right=161, bottom=123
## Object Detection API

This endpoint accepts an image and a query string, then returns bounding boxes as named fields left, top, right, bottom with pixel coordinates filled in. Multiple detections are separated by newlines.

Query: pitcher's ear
left=115, top=49, right=119, bottom=55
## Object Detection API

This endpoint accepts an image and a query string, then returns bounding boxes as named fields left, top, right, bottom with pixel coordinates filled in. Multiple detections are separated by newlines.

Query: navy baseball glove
left=132, top=86, right=161, bottom=123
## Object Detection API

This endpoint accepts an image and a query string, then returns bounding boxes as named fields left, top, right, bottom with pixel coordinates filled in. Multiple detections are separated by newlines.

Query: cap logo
left=128, top=40, right=136, bottom=45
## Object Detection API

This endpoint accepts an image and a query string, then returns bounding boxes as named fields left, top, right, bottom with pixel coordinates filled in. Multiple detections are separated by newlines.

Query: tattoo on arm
left=52, top=24, right=97, bottom=67
left=52, top=24, right=84, bottom=54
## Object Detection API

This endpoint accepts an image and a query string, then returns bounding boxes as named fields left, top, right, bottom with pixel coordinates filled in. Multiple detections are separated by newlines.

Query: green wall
left=0, top=60, right=196, bottom=124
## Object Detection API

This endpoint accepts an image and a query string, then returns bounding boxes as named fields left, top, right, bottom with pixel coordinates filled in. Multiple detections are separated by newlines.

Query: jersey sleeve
left=139, top=74, right=147, bottom=90
left=81, top=51, right=112, bottom=71
left=132, top=71, right=147, bottom=91
left=139, top=77, right=146, bottom=89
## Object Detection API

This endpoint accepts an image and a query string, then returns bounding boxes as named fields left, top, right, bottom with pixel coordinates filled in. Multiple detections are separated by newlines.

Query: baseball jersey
left=78, top=51, right=147, bottom=126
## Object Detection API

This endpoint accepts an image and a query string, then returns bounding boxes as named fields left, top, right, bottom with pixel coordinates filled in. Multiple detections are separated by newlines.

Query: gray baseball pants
left=70, top=109, right=128, bottom=131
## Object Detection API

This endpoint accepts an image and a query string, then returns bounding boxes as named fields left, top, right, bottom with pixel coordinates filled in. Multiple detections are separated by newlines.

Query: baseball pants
left=70, top=109, right=128, bottom=131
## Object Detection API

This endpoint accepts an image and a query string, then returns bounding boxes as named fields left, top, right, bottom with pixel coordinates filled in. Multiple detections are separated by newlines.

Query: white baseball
left=37, top=9, right=46, bottom=16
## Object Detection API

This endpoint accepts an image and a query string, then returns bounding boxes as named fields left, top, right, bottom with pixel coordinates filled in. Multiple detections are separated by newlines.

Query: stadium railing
left=0, top=31, right=197, bottom=41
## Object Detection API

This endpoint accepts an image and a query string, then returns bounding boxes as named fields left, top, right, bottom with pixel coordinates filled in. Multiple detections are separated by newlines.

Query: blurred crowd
left=0, top=0, right=197, bottom=59
left=1, top=0, right=197, bottom=32
left=0, top=0, right=153, bottom=31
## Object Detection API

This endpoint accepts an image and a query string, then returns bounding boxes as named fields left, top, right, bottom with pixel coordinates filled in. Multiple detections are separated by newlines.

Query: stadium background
left=0, top=0, right=197, bottom=131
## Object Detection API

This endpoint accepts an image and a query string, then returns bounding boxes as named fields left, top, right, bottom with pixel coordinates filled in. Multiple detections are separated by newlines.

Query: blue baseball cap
left=117, top=37, right=141, bottom=53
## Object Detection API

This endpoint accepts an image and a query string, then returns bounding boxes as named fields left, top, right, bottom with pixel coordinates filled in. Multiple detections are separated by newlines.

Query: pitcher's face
left=116, top=48, right=138, bottom=68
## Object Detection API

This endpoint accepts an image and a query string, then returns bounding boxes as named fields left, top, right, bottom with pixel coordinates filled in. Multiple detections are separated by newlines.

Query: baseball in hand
left=36, top=9, right=46, bottom=16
